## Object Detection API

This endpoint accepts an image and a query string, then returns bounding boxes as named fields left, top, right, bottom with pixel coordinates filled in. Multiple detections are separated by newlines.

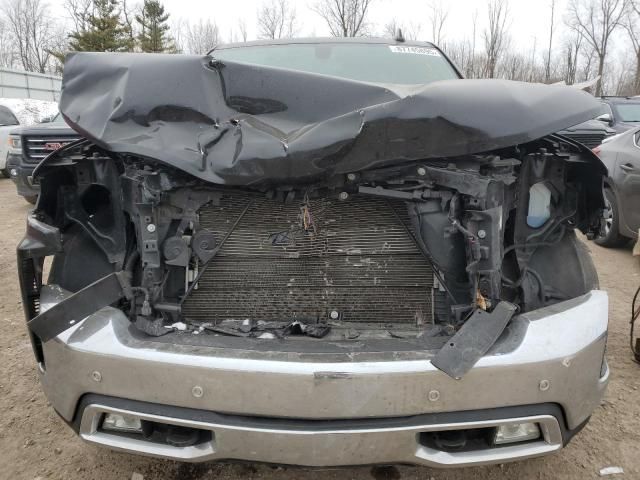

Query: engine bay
left=20, top=133, right=603, bottom=369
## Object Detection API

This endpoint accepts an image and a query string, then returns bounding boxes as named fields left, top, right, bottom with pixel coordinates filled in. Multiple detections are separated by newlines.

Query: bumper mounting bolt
left=192, top=385, right=204, bottom=398
left=539, top=379, right=550, bottom=391
left=91, top=371, right=102, bottom=382
left=428, top=390, right=440, bottom=402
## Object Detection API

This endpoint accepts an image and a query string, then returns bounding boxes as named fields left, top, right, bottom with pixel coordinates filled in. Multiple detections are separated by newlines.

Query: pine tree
left=69, top=0, right=134, bottom=53
left=136, top=0, right=176, bottom=53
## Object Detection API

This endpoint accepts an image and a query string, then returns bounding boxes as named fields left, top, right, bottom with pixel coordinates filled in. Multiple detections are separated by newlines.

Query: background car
left=7, top=113, right=79, bottom=204
left=0, top=104, right=21, bottom=177
left=596, top=96, right=640, bottom=134
left=557, top=118, right=616, bottom=148
left=593, top=128, right=640, bottom=247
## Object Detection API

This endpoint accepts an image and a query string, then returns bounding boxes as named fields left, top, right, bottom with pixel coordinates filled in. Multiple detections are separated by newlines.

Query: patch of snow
left=600, top=466, right=624, bottom=476
left=0, top=98, right=58, bottom=126
left=164, top=322, right=187, bottom=331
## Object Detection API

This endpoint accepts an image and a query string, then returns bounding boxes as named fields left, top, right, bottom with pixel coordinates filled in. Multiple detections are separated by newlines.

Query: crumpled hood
left=59, top=52, right=602, bottom=185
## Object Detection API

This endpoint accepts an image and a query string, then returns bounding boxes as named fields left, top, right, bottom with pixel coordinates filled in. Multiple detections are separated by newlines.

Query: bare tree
left=625, top=0, right=640, bottom=94
left=121, top=0, right=135, bottom=47
left=443, top=9, right=483, bottom=79
left=568, top=0, right=628, bottom=95
left=237, top=18, right=248, bottom=42
left=0, top=19, right=16, bottom=67
left=382, top=18, right=400, bottom=38
left=313, top=0, right=373, bottom=37
left=469, top=9, right=479, bottom=77
left=257, top=0, right=297, bottom=39
left=581, top=45, right=598, bottom=81
left=174, top=19, right=220, bottom=54
left=2, top=0, right=61, bottom=73
left=427, top=0, right=448, bottom=45
left=610, top=54, right=634, bottom=94
left=528, top=36, right=538, bottom=82
left=405, top=21, right=422, bottom=41
left=563, top=30, right=583, bottom=84
left=443, top=39, right=473, bottom=75
left=382, top=18, right=421, bottom=40
left=500, top=52, right=525, bottom=80
left=545, top=0, right=557, bottom=82
left=483, top=0, right=510, bottom=78
left=64, top=0, right=93, bottom=32
left=228, top=19, right=250, bottom=44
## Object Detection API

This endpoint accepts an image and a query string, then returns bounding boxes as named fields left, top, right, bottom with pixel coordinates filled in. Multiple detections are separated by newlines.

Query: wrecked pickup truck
left=18, top=39, right=609, bottom=468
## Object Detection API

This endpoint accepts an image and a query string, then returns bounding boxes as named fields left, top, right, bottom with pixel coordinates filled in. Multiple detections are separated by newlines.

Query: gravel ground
left=0, top=178, right=638, bottom=480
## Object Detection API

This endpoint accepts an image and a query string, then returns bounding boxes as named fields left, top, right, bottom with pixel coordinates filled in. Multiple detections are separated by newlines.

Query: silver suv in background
left=593, top=128, right=640, bottom=247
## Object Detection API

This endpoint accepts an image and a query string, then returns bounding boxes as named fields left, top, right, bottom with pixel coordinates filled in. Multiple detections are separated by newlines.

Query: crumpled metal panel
left=59, top=52, right=602, bottom=186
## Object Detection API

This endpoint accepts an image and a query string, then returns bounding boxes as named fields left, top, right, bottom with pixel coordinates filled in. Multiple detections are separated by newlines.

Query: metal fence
left=0, top=68, right=61, bottom=101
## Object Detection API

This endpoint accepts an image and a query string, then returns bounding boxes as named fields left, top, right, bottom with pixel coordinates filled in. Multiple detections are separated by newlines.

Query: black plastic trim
left=70, top=394, right=587, bottom=447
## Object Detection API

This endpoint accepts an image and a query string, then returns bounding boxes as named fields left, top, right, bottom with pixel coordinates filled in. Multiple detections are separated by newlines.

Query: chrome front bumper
left=37, top=288, right=609, bottom=467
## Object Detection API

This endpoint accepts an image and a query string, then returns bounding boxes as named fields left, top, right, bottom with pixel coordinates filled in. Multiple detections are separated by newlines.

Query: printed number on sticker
left=388, top=46, right=440, bottom=56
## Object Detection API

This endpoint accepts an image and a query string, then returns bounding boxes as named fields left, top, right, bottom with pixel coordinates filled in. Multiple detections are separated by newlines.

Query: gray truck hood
left=59, top=52, right=602, bottom=186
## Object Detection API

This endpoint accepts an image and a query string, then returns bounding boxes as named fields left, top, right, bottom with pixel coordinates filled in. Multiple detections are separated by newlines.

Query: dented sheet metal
left=59, top=52, right=602, bottom=186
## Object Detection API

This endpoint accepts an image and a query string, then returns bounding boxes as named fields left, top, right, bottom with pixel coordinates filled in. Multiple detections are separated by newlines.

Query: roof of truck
left=212, top=37, right=438, bottom=52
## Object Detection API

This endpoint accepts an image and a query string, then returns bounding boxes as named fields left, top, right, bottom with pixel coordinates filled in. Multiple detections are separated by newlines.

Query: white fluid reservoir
left=527, top=182, right=551, bottom=228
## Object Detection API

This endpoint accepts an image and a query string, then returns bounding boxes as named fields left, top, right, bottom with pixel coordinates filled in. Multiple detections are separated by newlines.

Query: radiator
left=182, top=192, right=435, bottom=325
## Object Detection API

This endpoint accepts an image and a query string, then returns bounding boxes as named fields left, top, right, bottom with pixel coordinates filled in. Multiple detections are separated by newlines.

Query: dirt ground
left=0, top=178, right=638, bottom=480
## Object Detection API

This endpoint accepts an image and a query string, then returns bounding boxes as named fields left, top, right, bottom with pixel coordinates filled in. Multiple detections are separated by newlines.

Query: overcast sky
left=161, top=0, right=569, bottom=49
left=47, top=0, right=631, bottom=62
left=43, top=0, right=568, bottom=48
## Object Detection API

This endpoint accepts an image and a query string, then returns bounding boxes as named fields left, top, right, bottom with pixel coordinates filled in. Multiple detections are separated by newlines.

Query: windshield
left=0, top=106, right=18, bottom=126
left=51, top=113, right=65, bottom=124
left=612, top=103, right=640, bottom=122
left=214, top=43, right=460, bottom=85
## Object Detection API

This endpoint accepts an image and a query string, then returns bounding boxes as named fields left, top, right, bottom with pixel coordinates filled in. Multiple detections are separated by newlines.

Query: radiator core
left=182, top=192, right=435, bottom=326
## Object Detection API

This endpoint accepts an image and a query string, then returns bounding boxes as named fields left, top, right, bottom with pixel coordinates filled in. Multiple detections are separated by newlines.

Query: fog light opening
left=98, top=412, right=212, bottom=447
left=493, top=422, right=541, bottom=445
left=10, top=168, right=17, bottom=177
left=101, top=413, right=143, bottom=434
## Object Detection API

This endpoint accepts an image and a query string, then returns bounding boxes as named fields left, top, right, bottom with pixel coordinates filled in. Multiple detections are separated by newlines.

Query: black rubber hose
left=631, top=284, right=640, bottom=363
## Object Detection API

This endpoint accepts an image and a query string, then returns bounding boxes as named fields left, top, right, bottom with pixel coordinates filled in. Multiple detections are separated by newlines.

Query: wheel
left=594, top=188, right=630, bottom=247
left=24, top=195, right=38, bottom=205
left=1, top=168, right=9, bottom=179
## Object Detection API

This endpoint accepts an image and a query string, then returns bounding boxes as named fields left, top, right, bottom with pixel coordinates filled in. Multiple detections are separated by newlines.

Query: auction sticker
left=388, top=45, right=441, bottom=56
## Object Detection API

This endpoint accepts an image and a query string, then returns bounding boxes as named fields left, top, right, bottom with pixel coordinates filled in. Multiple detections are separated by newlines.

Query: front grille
left=182, top=193, right=435, bottom=325
left=561, top=132, right=609, bottom=148
left=23, top=135, right=81, bottom=163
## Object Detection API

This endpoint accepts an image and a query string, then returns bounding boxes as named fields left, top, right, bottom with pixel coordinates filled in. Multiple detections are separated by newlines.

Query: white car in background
left=0, top=104, right=21, bottom=177
left=0, top=98, right=59, bottom=177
